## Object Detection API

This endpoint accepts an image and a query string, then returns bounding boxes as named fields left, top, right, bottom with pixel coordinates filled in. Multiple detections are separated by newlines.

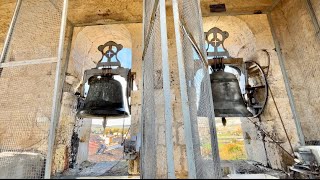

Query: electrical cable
left=121, top=114, right=125, bottom=144
left=102, top=157, right=124, bottom=176
left=245, top=56, right=295, bottom=161
left=258, top=116, right=272, bottom=168
left=269, top=88, right=295, bottom=154
left=102, top=113, right=128, bottom=176
left=262, top=49, right=271, bottom=77
left=246, top=117, right=295, bottom=160
left=262, top=50, right=295, bottom=154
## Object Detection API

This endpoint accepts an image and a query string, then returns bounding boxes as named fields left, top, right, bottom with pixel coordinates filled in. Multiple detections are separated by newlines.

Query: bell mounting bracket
left=97, top=41, right=123, bottom=68
left=205, top=27, right=230, bottom=59
left=205, top=27, right=244, bottom=71
left=79, top=41, right=136, bottom=98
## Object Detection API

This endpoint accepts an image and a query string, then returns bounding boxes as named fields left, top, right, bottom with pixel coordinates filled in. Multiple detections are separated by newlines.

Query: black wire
left=258, top=116, right=272, bottom=168
left=102, top=157, right=124, bottom=175
left=269, top=88, right=295, bottom=154
left=121, top=114, right=125, bottom=144
left=246, top=117, right=295, bottom=160
left=263, top=49, right=271, bottom=77
left=102, top=113, right=127, bottom=176
left=121, top=126, right=131, bottom=146
left=261, top=50, right=295, bottom=154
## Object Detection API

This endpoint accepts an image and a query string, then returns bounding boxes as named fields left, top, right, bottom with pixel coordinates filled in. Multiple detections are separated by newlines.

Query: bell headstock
left=205, top=27, right=230, bottom=59
left=97, top=41, right=123, bottom=67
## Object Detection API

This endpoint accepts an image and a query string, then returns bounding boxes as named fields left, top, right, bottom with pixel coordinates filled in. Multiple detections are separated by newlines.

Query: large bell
left=198, top=71, right=253, bottom=117
left=210, top=71, right=253, bottom=117
left=77, top=75, right=129, bottom=119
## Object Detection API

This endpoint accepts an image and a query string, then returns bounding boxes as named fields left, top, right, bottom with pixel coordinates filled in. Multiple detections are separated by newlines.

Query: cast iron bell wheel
left=244, top=60, right=269, bottom=118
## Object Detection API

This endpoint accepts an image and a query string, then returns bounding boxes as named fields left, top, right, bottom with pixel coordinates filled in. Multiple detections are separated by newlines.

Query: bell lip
left=214, top=110, right=253, bottom=117
left=76, top=109, right=129, bottom=119
left=214, top=114, right=254, bottom=117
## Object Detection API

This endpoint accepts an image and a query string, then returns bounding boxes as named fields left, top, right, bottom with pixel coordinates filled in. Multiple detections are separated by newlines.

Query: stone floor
left=54, top=160, right=130, bottom=179
left=54, top=145, right=130, bottom=179
left=220, top=160, right=287, bottom=179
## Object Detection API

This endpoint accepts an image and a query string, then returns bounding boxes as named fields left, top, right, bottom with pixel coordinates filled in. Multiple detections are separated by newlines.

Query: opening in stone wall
left=61, top=24, right=136, bottom=177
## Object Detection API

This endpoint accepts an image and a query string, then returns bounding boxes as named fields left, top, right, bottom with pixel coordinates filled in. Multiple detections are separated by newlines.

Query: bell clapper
left=222, top=117, right=227, bottom=127
left=102, top=117, right=107, bottom=133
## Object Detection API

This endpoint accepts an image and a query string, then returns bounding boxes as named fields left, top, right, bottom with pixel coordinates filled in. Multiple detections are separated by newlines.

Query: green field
left=201, top=119, right=247, bottom=160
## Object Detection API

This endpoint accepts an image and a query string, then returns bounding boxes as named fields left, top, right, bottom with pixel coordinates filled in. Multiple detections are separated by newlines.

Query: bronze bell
left=210, top=71, right=253, bottom=117
left=198, top=71, right=253, bottom=117
left=77, top=74, right=129, bottom=118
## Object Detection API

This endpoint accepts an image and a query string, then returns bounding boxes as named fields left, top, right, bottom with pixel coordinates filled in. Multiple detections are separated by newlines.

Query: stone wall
left=0, top=0, right=16, bottom=53
left=0, top=64, right=55, bottom=152
left=66, top=23, right=144, bottom=175
left=271, top=0, right=320, bottom=144
left=1, top=0, right=319, bottom=177
left=52, top=92, right=78, bottom=174
left=0, top=0, right=78, bottom=176
left=2, top=0, right=62, bottom=62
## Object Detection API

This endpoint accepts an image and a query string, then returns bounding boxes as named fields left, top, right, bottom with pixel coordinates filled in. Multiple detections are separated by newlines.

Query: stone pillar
left=76, top=119, right=92, bottom=166
left=52, top=92, right=78, bottom=174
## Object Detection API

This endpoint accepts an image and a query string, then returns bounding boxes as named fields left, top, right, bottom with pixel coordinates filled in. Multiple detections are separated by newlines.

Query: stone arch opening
left=202, top=15, right=274, bottom=163
left=69, top=24, right=133, bottom=81
left=202, top=15, right=299, bottom=171
left=67, top=24, right=133, bottom=168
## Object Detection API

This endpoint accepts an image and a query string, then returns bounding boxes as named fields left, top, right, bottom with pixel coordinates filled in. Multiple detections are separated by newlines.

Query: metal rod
left=159, top=0, right=175, bottom=178
left=267, top=13, right=305, bottom=146
left=0, top=0, right=22, bottom=63
left=267, top=0, right=281, bottom=12
left=202, top=11, right=268, bottom=17
left=195, top=0, right=221, bottom=177
left=139, top=0, right=146, bottom=178
left=180, top=21, right=209, bottom=69
left=305, top=0, right=320, bottom=40
left=172, top=0, right=197, bottom=178
left=49, top=0, right=74, bottom=27
left=142, top=0, right=160, bottom=60
left=45, top=0, right=69, bottom=178
left=74, top=20, right=142, bottom=28
left=0, top=57, right=57, bottom=68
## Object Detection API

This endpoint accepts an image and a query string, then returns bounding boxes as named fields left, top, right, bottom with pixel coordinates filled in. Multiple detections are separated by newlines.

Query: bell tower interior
left=0, top=0, right=320, bottom=179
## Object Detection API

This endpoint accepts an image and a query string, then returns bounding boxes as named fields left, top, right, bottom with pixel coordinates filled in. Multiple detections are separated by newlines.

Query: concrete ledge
left=76, top=176, right=140, bottom=179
